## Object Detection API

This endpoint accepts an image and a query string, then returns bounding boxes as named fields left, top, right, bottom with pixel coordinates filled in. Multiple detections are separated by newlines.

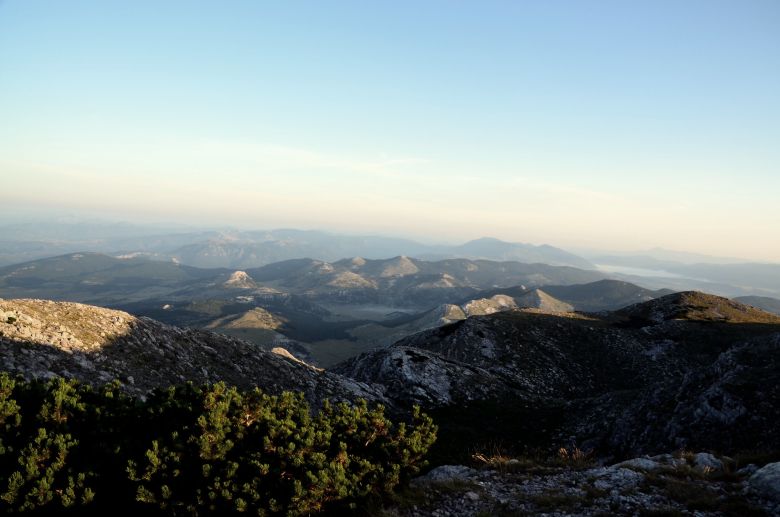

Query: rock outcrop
left=0, top=298, right=384, bottom=407
left=335, top=293, right=780, bottom=457
left=223, top=270, right=258, bottom=289
left=750, top=462, right=780, bottom=503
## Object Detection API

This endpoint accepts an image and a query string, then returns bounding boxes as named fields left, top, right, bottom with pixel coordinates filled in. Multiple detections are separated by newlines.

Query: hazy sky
left=1, top=1, right=779, bottom=260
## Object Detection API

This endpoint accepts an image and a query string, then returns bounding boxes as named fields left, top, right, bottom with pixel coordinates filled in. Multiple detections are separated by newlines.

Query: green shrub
left=0, top=373, right=436, bottom=515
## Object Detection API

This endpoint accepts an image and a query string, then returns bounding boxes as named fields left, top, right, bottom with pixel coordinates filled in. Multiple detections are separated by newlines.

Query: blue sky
left=1, top=1, right=779, bottom=260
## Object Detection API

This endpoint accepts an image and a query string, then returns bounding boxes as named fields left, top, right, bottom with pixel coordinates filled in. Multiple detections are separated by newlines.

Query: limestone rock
left=750, top=462, right=780, bottom=502
left=0, top=298, right=384, bottom=408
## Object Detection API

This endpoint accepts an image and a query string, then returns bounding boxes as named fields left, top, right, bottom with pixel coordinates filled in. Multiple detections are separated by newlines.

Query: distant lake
left=595, top=264, right=688, bottom=279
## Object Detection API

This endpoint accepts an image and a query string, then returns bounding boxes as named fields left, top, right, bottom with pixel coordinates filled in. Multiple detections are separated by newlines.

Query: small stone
left=465, top=491, right=479, bottom=501
left=416, top=465, right=477, bottom=484
left=615, top=457, right=661, bottom=471
left=693, top=452, right=724, bottom=472
left=592, top=468, right=645, bottom=491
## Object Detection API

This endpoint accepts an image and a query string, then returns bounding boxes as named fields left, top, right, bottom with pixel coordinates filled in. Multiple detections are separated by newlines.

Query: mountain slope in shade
left=541, top=279, right=674, bottom=311
left=0, top=298, right=383, bottom=406
left=334, top=292, right=780, bottom=456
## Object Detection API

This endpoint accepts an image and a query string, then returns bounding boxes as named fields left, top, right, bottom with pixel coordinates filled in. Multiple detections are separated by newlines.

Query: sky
left=1, top=1, right=779, bottom=261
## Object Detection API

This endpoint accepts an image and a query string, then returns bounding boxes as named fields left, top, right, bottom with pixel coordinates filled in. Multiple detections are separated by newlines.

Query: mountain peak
left=515, top=289, right=574, bottom=313
left=223, top=270, right=257, bottom=289
left=379, top=256, right=420, bottom=277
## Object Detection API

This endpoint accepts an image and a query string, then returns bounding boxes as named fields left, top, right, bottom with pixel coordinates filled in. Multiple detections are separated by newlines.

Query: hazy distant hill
left=733, top=295, right=780, bottom=315
left=439, top=237, right=593, bottom=269
left=0, top=223, right=595, bottom=269
left=590, top=251, right=780, bottom=297
left=474, top=279, right=674, bottom=312
left=0, top=252, right=223, bottom=303
left=167, top=232, right=595, bottom=269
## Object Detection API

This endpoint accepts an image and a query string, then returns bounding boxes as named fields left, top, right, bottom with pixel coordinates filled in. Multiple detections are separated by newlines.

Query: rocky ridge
left=334, top=292, right=780, bottom=457
left=0, top=298, right=383, bottom=406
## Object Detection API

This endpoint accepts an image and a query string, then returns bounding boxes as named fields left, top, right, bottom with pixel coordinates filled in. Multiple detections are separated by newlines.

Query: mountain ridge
left=0, top=298, right=382, bottom=406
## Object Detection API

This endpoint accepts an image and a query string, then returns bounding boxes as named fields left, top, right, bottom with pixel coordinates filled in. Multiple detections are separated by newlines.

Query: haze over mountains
left=2, top=221, right=780, bottom=299
left=0, top=222, right=594, bottom=269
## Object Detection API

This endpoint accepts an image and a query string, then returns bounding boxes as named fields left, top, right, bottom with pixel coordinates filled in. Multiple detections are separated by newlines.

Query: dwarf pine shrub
left=0, top=373, right=436, bottom=516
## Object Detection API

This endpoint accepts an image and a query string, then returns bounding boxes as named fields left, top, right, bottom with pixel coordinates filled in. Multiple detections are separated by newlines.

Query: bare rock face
left=0, top=298, right=385, bottom=407
left=223, top=270, right=258, bottom=289
left=333, top=345, right=514, bottom=407
left=461, top=294, right=517, bottom=317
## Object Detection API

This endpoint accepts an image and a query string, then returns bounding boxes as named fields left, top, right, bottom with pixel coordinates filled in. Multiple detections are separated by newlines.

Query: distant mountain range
left=4, top=222, right=779, bottom=298
left=0, top=223, right=595, bottom=269
left=0, top=252, right=606, bottom=309
left=4, top=250, right=780, bottom=367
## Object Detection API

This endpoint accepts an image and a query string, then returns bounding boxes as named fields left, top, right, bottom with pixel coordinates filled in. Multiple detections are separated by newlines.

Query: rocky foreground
left=386, top=453, right=780, bottom=516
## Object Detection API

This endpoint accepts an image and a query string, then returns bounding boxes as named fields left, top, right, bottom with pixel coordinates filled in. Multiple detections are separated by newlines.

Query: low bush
left=0, top=373, right=436, bottom=515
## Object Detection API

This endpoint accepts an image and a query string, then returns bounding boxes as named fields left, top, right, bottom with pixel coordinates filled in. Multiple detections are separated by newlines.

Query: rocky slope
left=5, top=292, right=777, bottom=461
left=385, top=453, right=780, bottom=516
left=611, top=290, right=780, bottom=324
left=0, top=298, right=383, bottom=406
left=334, top=292, right=780, bottom=458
